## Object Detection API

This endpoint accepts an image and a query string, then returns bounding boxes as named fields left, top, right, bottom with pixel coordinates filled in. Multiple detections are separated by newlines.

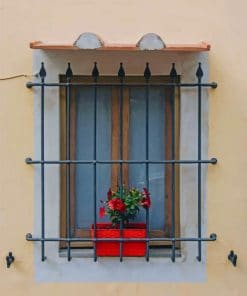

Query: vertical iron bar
left=92, top=62, right=99, bottom=262
left=118, top=62, right=125, bottom=262
left=40, top=62, right=46, bottom=261
left=66, top=63, right=73, bottom=261
left=170, top=63, right=177, bottom=262
left=196, top=63, right=203, bottom=262
left=144, top=62, right=151, bottom=261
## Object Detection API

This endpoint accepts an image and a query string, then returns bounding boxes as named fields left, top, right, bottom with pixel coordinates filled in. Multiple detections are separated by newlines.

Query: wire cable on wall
left=0, top=74, right=38, bottom=81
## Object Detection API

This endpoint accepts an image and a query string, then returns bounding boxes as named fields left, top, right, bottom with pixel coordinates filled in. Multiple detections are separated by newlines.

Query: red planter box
left=91, top=222, right=146, bottom=257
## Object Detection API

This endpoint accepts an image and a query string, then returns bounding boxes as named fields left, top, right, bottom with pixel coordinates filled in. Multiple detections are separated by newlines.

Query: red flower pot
left=91, top=222, right=146, bottom=257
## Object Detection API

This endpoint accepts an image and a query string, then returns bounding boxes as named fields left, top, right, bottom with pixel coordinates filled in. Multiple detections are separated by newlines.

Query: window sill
left=35, top=247, right=205, bottom=282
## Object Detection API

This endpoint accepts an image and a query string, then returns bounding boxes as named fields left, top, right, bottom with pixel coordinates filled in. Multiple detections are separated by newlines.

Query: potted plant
left=91, top=186, right=151, bottom=256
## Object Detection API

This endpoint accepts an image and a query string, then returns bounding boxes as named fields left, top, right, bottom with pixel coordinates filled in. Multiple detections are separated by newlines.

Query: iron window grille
left=25, top=61, right=217, bottom=262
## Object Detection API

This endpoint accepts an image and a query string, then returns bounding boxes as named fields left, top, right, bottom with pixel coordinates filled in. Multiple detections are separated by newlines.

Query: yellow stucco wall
left=0, top=0, right=247, bottom=295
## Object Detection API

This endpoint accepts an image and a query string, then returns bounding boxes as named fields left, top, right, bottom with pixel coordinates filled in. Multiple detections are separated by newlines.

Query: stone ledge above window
left=29, top=32, right=210, bottom=52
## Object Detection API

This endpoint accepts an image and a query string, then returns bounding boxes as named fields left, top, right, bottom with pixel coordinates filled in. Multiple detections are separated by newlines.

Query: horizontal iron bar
left=25, top=157, right=217, bottom=165
left=26, top=233, right=217, bottom=242
left=26, top=82, right=217, bottom=89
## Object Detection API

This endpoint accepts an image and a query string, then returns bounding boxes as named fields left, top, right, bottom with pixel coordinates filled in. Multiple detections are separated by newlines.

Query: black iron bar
left=26, top=158, right=217, bottom=165
left=40, top=62, right=46, bottom=262
left=144, top=62, right=151, bottom=261
left=196, top=63, right=203, bottom=262
left=92, top=62, right=99, bottom=262
left=27, top=82, right=217, bottom=88
left=170, top=63, right=177, bottom=262
left=118, top=63, right=125, bottom=262
left=65, top=63, right=73, bottom=261
left=26, top=233, right=217, bottom=242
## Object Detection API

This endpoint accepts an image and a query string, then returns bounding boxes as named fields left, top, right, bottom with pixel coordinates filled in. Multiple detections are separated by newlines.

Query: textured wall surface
left=0, top=0, right=247, bottom=295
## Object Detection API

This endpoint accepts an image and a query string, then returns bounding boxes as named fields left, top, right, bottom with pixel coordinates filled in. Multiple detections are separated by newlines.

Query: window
left=26, top=54, right=217, bottom=282
left=59, top=75, right=180, bottom=253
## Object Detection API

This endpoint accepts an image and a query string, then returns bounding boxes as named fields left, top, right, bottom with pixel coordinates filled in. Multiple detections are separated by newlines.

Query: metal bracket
left=228, top=250, right=237, bottom=267
left=6, top=252, right=15, bottom=268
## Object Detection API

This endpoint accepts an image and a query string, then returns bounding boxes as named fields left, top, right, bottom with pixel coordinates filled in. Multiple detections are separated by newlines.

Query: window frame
left=59, top=75, right=180, bottom=250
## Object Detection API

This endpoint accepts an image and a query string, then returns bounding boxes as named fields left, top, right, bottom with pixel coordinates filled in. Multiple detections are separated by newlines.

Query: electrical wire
left=0, top=74, right=37, bottom=81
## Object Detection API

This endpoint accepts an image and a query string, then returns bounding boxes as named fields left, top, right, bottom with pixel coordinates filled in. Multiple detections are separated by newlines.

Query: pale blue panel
left=129, top=87, right=165, bottom=230
left=75, top=87, right=111, bottom=229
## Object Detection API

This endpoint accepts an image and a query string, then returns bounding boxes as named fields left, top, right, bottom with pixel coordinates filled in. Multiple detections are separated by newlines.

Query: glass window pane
left=75, top=87, right=112, bottom=229
left=129, top=86, right=165, bottom=230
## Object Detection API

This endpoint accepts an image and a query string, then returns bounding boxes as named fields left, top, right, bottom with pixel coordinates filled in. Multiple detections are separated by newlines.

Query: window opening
left=59, top=74, right=180, bottom=253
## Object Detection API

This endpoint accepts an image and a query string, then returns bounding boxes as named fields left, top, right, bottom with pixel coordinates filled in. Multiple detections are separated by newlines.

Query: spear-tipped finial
left=65, top=62, right=73, bottom=81
left=196, top=62, right=203, bottom=80
left=144, top=62, right=151, bottom=81
left=118, top=62, right=125, bottom=81
left=39, top=62, right=46, bottom=80
left=92, top=62, right=99, bottom=81
left=170, top=63, right=177, bottom=80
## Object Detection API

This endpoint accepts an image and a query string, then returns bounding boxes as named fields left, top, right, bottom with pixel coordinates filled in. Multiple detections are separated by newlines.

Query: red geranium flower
left=141, top=196, right=151, bottom=209
left=108, top=198, right=126, bottom=213
left=141, top=188, right=151, bottom=209
left=143, top=187, right=150, bottom=197
left=99, top=207, right=106, bottom=218
left=107, top=188, right=113, bottom=200
left=98, top=186, right=152, bottom=226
